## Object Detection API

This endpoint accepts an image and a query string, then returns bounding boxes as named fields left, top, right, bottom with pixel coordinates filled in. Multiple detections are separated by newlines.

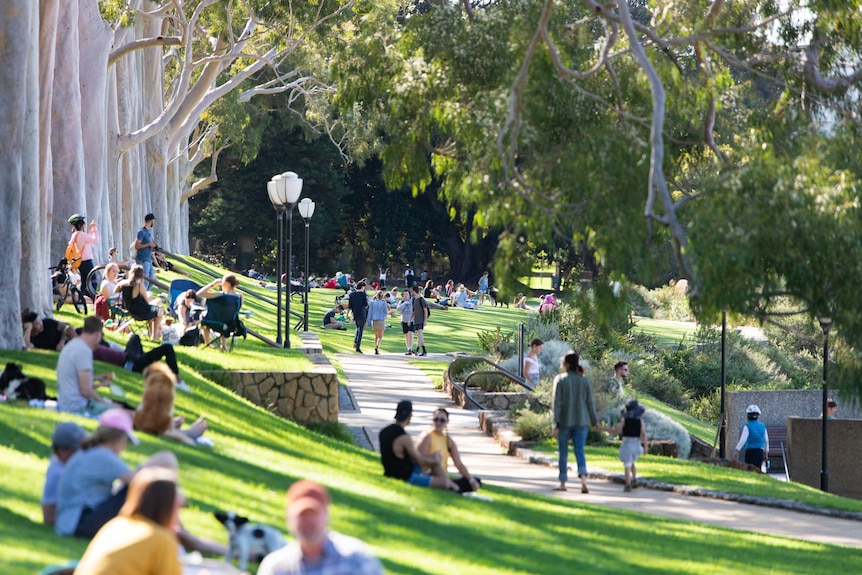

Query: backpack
left=65, top=233, right=82, bottom=269
left=420, top=296, right=430, bottom=317
left=94, top=294, right=110, bottom=321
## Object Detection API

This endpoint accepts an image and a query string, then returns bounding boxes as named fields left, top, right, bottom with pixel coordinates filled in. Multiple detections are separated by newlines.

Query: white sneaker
left=176, top=380, right=192, bottom=394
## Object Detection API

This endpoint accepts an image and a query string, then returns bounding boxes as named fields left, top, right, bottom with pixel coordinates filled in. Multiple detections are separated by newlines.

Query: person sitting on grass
left=22, top=311, right=77, bottom=351
left=416, top=408, right=481, bottom=493
left=73, top=467, right=185, bottom=575
left=379, top=400, right=460, bottom=491
left=322, top=305, right=347, bottom=330
left=42, top=422, right=88, bottom=527
left=513, top=293, right=528, bottom=309
left=453, top=285, right=477, bottom=309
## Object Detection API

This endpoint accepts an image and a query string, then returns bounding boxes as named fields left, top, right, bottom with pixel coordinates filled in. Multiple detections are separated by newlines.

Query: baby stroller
left=50, top=258, right=87, bottom=314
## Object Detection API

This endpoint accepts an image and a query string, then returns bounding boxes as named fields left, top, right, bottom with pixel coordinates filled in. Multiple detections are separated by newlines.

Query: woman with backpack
left=67, top=214, right=99, bottom=296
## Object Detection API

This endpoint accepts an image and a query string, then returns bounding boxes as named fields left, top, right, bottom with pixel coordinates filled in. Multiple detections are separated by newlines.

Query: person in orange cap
left=257, top=480, right=383, bottom=574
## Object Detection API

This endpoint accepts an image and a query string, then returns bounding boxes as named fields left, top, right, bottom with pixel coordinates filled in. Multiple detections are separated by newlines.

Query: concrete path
left=337, top=352, right=862, bottom=549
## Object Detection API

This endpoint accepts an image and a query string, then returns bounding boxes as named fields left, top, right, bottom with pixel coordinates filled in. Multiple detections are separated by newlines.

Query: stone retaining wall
left=202, top=360, right=338, bottom=423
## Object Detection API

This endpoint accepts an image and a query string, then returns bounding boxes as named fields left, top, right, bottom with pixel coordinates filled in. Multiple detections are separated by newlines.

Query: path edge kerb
left=481, top=410, right=862, bottom=522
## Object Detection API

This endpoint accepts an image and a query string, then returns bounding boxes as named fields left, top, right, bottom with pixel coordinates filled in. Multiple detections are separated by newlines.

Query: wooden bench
left=766, top=424, right=787, bottom=470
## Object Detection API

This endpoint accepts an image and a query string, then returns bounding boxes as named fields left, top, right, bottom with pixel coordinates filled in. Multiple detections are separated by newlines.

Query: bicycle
left=50, top=259, right=87, bottom=314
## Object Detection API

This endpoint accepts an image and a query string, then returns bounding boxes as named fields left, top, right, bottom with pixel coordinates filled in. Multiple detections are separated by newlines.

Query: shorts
left=619, top=437, right=643, bottom=468
left=401, top=322, right=414, bottom=334
left=413, top=322, right=425, bottom=331
left=372, top=320, right=385, bottom=331
left=407, top=463, right=431, bottom=487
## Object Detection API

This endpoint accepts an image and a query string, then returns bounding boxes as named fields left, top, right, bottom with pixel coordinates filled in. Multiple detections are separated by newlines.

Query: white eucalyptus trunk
left=1, top=0, right=39, bottom=348
left=78, top=0, right=114, bottom=260
left=49, top=0, right=86, bottom=261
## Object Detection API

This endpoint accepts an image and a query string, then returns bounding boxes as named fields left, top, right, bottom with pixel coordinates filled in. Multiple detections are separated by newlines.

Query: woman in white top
left=99, top=263, right=121, bottom=305
left=523, top=338, right=544, bottom=388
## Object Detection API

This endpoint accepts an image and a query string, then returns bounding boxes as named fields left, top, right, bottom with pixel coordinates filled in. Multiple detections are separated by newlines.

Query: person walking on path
left=257, top=480, right=383, bottom=575
left=552, top=352, right=598, bottom=493
left=410, top=285, right=430, bottom=356
left=734, top=405, right=769, bottom=470
left=133, top=213, right=158, bottom=289
left=348, top=281, right=369, bottom=353
left=600, top=399, right=648, bottom=492
left=523, top=338, right=544, bottom=388
left=368, top=290, right=390, bottom=355
left=396, top=290, right=415, bottom=355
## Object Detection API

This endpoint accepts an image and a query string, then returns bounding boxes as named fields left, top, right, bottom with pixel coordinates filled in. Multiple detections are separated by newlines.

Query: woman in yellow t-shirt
left=74, top=467, right=183, bottom=575
left=417, top=408, right=481, bottom=493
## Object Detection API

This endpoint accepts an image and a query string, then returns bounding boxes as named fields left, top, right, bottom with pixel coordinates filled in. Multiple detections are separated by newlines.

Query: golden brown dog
left=133, top=362, right=195, bottom=445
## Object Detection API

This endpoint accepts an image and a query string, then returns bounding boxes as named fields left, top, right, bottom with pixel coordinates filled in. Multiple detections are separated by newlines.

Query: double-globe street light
left=267, top=172, right=303, bottom=348
left=297, top=198, right=316, bottom=331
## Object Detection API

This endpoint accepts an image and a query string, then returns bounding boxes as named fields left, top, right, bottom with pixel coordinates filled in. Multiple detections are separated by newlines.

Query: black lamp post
left=297, top=198, right=315, bottom=331
left=266, top=183, right=285, bottom=345
left=268, top=172, right=303, bottom=348
left=819, top=315, right=832, bottom=492
left=719, top=309, right=727, bottom=458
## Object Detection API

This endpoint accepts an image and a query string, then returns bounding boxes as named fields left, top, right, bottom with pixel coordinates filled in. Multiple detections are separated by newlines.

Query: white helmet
left=746, top=404, right=761, bottom=415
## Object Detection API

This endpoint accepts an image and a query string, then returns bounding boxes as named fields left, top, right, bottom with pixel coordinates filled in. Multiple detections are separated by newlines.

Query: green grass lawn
left=5, top=257, right=862, bottom=573
left=631, top=316, right=697, bottom=345
left=4, top=374, right=862, bottom=574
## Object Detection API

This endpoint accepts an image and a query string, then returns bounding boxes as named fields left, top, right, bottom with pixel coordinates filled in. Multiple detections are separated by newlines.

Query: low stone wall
left=442, top=370, right=527, bottom=411
left=202, top=361, right=338, bottom=423
left=787, top=417, right=862, bottom=500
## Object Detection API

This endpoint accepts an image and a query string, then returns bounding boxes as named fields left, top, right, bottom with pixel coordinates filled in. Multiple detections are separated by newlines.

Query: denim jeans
left=558, top=425, right=588, bottom=483
left=354, top=319, right=366, bottom=349
left=139, top=259, right=155, bottom=290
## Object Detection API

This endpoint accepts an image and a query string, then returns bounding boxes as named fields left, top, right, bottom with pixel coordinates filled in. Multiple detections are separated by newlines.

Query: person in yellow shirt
left=74, top=467, right=183, bottom=575
left=416, top=408, right=481, bottom=493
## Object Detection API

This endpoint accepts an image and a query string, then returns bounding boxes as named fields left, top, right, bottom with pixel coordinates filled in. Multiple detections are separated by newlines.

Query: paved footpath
left=338, top=351, right=862, bottom=549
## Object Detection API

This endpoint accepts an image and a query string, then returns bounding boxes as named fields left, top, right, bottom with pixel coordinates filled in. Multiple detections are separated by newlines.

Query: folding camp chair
left=200, top=294, right=245, bottom=351
left=168, top=278, right=202, bottom=321
left=115, top=285, right=155, bottom=335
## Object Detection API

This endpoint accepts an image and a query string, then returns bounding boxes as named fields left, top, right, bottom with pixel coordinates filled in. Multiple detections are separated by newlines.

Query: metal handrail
left=446, top=355, right=534, bottom=411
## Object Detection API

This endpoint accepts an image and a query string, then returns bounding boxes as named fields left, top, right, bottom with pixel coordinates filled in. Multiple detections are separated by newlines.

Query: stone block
left=245, top=384, right=261, bottom=405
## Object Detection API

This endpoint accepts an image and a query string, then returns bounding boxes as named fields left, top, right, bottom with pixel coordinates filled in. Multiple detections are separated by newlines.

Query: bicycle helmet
left=67, top=213, right=86, bottom=225
left=746, top=405, right=761, bottom=415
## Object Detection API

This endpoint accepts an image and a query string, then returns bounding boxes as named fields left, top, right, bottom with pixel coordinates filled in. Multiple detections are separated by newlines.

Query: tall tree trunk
left=0, top=0, right=38, bottom=348
left=50, top=0, right=86, bottom=261
left=78, top=0, right=114, bottom=260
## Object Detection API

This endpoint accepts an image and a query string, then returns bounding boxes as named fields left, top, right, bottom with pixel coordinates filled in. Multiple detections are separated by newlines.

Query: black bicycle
left=51, top=260, right=87, bottom=314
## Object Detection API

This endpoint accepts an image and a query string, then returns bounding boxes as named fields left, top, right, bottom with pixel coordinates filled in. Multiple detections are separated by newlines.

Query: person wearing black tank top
left=601, top=399, right=648, bottom=492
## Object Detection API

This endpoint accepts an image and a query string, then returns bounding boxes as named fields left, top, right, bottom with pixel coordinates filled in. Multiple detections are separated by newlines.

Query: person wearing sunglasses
left=416, top=408, right=482, bottom=493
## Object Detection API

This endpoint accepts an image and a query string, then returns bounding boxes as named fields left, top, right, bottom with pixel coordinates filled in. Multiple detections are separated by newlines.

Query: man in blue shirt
left=257, top=480, right=383, bottom=575
left=134, top=213, right=157, bottom=288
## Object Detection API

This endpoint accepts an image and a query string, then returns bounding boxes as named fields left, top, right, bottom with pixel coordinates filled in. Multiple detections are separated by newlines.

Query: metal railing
left=446, top=355, right=535, bottom=411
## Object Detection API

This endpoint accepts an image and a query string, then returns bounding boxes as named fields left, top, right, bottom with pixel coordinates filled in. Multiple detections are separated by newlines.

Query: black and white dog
left=214, top=511, right=287, bottom=571
left=0, top=363, right=54, bottom=401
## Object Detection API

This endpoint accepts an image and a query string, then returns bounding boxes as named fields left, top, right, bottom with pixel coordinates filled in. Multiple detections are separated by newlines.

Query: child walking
left=602, top=399, right=648, bottom=492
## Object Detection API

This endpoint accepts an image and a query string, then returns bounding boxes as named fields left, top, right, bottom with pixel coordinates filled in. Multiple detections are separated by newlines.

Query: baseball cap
left=394, top=400, right=413, bottom=422
left=98, top=408, right=139, bottom=445
left=144, top=213, right=156, bottom=222
left=51, top=422, right=87, bottom=449
left=287, top=480, right=330, bottom=515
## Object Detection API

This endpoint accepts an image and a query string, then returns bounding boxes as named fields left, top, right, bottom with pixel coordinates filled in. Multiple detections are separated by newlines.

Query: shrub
left=477, top=327, right=516, bottom=358
left=643, top=408, right=692, bottom=459
left=525, top=313, right=561, bottom=343
left=687, top=388, right=721, bottom=424
left=513, top=404, right=553, bottom=442
left=628, top=359, right=690, bottom=410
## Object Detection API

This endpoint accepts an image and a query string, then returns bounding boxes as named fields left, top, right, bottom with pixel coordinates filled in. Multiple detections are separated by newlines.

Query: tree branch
left=108, top=36, right=182, bottom=66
